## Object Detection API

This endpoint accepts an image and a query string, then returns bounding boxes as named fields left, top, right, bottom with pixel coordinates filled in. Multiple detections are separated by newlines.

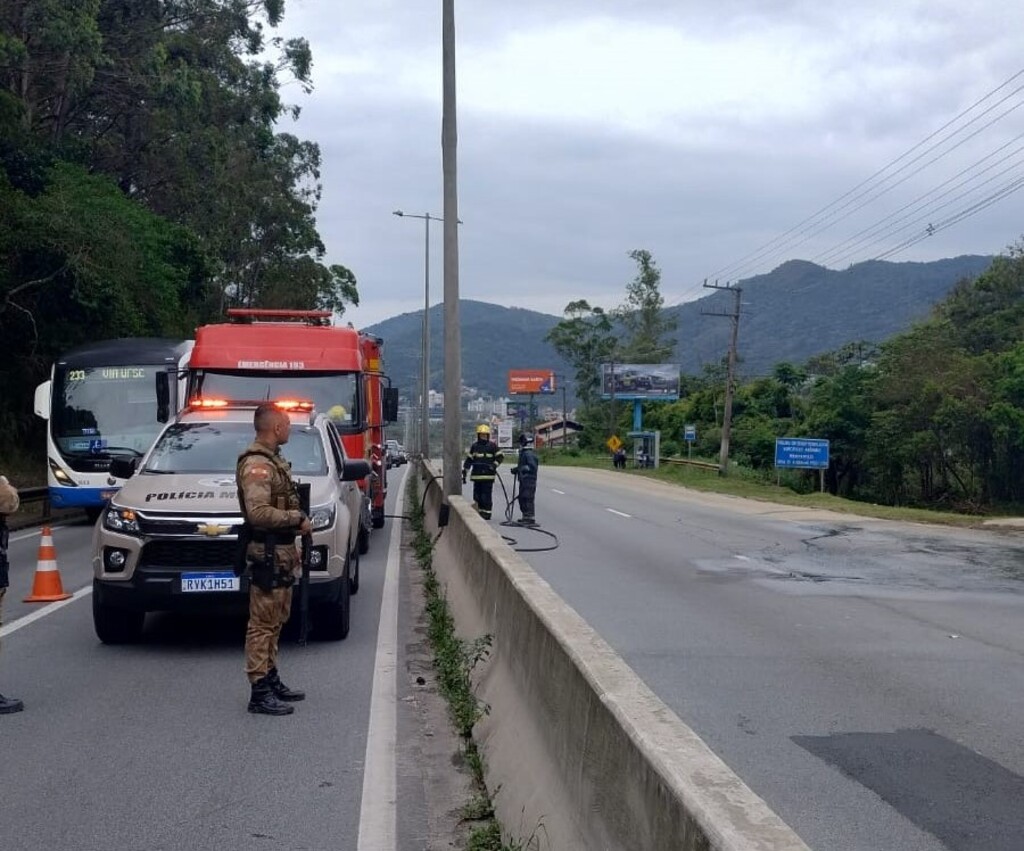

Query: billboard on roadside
left=600, top=363, right=680, bottom=400
left=508, top=369, right=555, bottom=395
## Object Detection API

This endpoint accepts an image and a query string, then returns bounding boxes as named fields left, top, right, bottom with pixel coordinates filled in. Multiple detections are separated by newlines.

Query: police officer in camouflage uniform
left=237, top=403, right=312, bottom=716
left=0, top=474, right=23, bottom=714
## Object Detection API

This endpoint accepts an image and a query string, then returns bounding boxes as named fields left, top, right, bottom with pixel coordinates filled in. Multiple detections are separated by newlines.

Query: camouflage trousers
left=244, top=584, right=293, bottom=683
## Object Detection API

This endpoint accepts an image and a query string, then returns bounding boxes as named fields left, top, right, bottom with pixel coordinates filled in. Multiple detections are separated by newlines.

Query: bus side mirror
left=156, top=371, right=170, bottom=423
left=383, top=387, right=399, bottom=424
left=110, top=457, right=138, bottom=480
left=34, top=381, right=51, bottom=420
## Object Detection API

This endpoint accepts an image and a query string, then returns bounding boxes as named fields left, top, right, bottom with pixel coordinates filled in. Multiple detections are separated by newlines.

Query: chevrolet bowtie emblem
left=197, top=523, right=231, bottom=537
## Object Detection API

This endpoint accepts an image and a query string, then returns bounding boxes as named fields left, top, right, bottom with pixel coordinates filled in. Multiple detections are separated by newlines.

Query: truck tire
left=371, top=506, right=385, bottom=529
left=316, top=557, right=351, bottom=641
left=92, top=584, right=144, bottom=644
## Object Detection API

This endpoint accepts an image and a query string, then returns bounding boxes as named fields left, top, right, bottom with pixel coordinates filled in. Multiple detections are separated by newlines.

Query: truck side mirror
left=156, top=371, right=170, bottom=423
left=383, top=387, right=399, bottom=424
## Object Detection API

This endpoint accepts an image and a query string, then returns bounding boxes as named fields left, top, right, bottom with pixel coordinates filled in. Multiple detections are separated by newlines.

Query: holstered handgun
left=251, top=532, right=278, bottom=593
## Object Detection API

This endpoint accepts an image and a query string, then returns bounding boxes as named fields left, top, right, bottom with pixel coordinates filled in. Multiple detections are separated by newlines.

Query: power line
left=664, top=65, right=1024, bottom=310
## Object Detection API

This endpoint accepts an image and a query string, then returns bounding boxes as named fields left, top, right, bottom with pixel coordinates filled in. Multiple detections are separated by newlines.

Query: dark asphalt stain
left=793, top=728, right=1024, bottom=850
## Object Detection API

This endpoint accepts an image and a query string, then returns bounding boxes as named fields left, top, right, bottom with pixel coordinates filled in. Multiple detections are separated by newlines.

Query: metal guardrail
left=661, top=457, right=721, bottom=472
left=19, top=486, right=49, bottom=504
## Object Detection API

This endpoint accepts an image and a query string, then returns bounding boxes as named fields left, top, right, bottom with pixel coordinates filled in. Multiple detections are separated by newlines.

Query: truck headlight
left=310, top=504, right=335, bottom=531
left=104, top=507, right=141, bottom=535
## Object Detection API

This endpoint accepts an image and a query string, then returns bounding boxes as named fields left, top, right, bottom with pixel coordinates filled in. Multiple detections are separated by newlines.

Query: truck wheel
left=316, top=558, right=351, bottom=641
left=92, top=585, right=144, bottom=644
left=371, top=506, right=385, bottom=529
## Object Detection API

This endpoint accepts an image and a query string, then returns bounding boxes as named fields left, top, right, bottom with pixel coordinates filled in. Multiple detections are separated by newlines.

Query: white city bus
left=34, top=339, right=193, bottom=521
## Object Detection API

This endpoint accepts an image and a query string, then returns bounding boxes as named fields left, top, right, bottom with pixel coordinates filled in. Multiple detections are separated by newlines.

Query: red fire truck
left=183, top=309, right=398, bottom=548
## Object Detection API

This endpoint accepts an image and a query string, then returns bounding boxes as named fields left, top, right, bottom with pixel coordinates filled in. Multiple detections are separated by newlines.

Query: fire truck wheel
left=316, top=555, right=351, bottom=641
left=371, top=507, right=385, bottom=529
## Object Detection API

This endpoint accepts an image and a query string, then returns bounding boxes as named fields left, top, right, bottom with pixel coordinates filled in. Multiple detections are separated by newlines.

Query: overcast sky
left=272, top=1, right=1024, bottom=328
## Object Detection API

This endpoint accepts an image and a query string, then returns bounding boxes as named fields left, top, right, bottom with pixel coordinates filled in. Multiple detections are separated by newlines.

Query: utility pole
left=702, top=280, right=742, bottom=476
left=441, top=0, right=462, bottom=498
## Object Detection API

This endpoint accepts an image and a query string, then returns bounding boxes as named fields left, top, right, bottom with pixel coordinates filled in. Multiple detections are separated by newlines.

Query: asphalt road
left=497, top=466, right=1024, bottom=851
left=0, top=468, right=442, bottom=851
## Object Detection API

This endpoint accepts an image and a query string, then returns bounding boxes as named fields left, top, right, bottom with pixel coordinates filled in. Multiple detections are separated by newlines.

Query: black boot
left=0, top=693, right=24, bottom=714
left=266, top=667, right=305, bottom=702
left=247, top=676, right=294, bottom=716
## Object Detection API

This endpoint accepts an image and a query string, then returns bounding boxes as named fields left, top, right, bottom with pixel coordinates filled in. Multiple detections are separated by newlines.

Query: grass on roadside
left=408, top=475, right=541, bottom=851
left=538, top=450, right=1001, bottom=528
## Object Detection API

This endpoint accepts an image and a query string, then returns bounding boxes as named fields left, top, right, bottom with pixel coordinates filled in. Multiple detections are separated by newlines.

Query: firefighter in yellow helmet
left=462, top=423, right=504, bottom=519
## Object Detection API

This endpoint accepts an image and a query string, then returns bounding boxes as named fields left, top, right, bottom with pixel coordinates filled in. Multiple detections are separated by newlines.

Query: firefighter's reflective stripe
left=464, top=440, right=503, bottom=481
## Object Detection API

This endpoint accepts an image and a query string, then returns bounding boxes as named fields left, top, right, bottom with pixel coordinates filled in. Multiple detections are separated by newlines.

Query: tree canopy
left=0, top=0, right=357, bottom=452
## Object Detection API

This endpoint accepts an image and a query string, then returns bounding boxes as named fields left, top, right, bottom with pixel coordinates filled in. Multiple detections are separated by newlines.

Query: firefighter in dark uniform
left=236, top=403, right=312, bottom=716
left=511, top=433, right=539, bottom=526
left=462, top=423, right=503, bottom=520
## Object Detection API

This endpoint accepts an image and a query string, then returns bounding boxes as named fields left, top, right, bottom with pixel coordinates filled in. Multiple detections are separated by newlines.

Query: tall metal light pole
left=392, top=210, right=440, bottom=459
left=442, top=0, right=462, bottom=498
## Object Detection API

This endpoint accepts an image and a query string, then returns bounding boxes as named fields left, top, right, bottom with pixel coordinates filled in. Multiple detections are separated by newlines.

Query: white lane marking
left=551, top=489, right=565, bottom=495
left=9, top=523, right=77, bottom=544
left=356, top=466, right=406, bottom=851
left=606, top=508, right=631, bottom=518
left=0, top=585, right=92, bottom=638
left=735, top=555, right=751, bottom=561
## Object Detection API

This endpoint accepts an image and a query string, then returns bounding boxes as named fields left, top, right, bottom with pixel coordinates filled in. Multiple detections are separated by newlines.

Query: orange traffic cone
left=24, top=526, right=73, bottom=603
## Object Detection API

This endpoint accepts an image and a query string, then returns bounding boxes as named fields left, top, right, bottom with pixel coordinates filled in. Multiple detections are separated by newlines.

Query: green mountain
left=367, top=255, right=994, bottom=400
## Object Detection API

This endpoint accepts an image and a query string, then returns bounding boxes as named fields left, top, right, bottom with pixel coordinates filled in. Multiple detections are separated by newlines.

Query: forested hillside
left=0, top=0, right=355, bottom=456
left=368, top=256, right=993, bottom=399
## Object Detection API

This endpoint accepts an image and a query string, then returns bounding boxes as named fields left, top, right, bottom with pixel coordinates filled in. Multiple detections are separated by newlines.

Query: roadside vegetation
left=547, top=246, right=1024, bottom=518
left=0, top=1, right=358, bottom=469
left=539, top=449, right=1000, bottom=527
left=408, top=476, right=540, bottom=851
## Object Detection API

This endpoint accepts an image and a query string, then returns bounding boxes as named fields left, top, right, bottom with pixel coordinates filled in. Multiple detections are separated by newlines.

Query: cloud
left=274, top=0, right=1024, bottom=328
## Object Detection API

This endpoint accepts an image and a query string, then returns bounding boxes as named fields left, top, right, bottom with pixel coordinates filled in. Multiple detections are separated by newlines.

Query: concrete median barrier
left=419, top=462, right=810, bottom=851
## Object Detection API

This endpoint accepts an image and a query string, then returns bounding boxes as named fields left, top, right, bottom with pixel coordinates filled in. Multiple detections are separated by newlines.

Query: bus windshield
left=51, top=365, right=166, bottom=459
left=189, top=371, right=360, bottom=430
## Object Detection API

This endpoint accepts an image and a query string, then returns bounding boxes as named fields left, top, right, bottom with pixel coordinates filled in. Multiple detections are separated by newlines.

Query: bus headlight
left=48, top=458, right=76, bottom=486
left=104, top=507, right=141, bottom=535
left=310, top=504, right=335, bottom=531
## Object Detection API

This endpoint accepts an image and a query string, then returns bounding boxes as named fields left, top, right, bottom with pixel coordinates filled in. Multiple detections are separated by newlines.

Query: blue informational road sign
left=775, top=437, right=829, bottom=469
left=684, top=425, right=696, bottom=442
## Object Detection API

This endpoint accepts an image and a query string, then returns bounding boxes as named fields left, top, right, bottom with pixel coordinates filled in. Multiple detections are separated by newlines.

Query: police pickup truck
left=92, top=401, right=370, bottom=643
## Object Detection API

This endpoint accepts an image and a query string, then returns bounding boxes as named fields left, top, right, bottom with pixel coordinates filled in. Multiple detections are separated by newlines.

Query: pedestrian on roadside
left=462, top=423, right=503, bottom=520
left=0, top=474, right=23, bottom=714
left=511, top=433, right=539, bottom=526
left=236, top=403, right=312, bottom=716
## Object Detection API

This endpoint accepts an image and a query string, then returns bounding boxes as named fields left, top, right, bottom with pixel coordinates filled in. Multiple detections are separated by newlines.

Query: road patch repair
left=418, top=461, right=810, bottom=850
